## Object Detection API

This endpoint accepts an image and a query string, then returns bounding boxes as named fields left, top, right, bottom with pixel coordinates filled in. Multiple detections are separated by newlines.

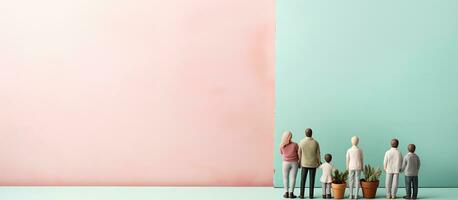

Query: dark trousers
left=300, top=167, right=316, bottom=198
left=405, top=176, right=418, bottom=197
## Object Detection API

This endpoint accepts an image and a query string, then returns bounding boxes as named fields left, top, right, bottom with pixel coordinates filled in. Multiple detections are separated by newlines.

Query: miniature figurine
left=384, top=139, right=403, bottom=199
left=298, top=128, right=321, bottom=199
left=319, top=154, right=336, bottom=199
left=280, top=131, right=299, bottom=199
left=402, top=144, right=420, bottom=199
left=346, top=136, right=364, bottom=199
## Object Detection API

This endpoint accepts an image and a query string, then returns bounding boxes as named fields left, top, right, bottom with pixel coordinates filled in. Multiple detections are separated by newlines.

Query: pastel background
left=275, top=0, right=458, bottom=187
left=0, top=0, right=274, bottom=185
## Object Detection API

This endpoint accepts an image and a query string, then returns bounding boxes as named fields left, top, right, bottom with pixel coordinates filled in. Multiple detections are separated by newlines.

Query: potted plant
left=331, top=169, right=348, bottom=199
left=360, top=164, right=382, bottom=199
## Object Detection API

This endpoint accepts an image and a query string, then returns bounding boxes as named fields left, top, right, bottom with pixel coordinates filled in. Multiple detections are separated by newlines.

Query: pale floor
left=0, top=187, right=456, bottom=200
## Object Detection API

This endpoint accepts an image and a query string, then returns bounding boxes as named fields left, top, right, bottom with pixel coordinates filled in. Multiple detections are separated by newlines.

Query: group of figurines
left=280, top=128, right=421, bottom=199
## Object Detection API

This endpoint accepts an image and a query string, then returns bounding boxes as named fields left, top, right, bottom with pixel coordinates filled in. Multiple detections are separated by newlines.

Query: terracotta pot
left=331, top=182, right=346, bottom=199
left=360, top=180, right=379, bottom=199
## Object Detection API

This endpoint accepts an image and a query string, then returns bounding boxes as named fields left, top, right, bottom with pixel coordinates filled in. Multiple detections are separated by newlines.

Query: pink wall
left=0, top=1, right=274, bottom=185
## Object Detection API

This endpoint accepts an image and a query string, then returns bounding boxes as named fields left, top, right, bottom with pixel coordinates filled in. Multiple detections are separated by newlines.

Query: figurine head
left=280, top=131, right=292, bottom=148
left=351, top=136, right=359, bottom=146
left=391, top=138, right=399, bottom=148
left=408, top=144, right=416, bottom=153
left=305, top=128, right=313, bottom=137
left=324, top=154, right=332, bottom=163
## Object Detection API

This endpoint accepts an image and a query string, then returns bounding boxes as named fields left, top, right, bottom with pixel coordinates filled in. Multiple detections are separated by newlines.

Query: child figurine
left=346, top=136, right=363, bottom=199
left=280, top=131, right=299, bottom=199
left=319, top=154, right=335, bottom=199
left=402, top=144, right=420, bottom=199
left=384, top=139, right=403, bottom=199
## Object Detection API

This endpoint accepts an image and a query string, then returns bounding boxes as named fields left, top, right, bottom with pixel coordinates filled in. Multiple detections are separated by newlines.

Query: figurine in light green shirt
left=298, top=128, right=321, bottom=199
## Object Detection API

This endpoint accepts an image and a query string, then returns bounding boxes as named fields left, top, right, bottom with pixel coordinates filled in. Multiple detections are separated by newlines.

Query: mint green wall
left=275, top=0, right=458, bottom=187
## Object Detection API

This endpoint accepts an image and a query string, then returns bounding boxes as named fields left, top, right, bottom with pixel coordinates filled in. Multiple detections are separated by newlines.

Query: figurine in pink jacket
left=280, top=131, right=299, bottom=199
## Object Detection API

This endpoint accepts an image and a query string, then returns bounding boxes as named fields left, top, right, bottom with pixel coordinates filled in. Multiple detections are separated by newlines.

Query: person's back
left=402, top=144, right=421, bottom=199
left=384, top=139, right=403, bottom=199
left=298, top=128, right=321, bottom=199
left=279, top=131, right=299, bottom=199
left=298, top=138, right=320, bottom=168
left=384, top=147, right=402, bottom=173
left=346, top=136, right=364, bottom=199
left=319, top=162, right=334, bottom=183
left=280, top=142, right=299, bottom=162
left=346, top=146, right=363, bottom=171
left=319, top=154, right=335, bottom=199
left=402, top=152, right=420, bottom=176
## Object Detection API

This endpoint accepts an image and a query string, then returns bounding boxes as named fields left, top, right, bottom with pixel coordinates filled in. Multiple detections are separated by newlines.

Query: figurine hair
left=280, top=131, right=292, bottom=148
left=408, top=144, right=416, bottom=153
left=324, top=154, right=332, bottom=163
left=305, top=128, right=313, bottom=137
left=391, top=138, right=399, bottom=148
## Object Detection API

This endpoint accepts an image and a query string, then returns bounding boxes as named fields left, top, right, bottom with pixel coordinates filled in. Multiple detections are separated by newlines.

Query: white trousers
left=282, top=161, right=299, bottom=193
left=348, top=170, right=361, bottom=198
left=321, top=183, right=331, bottom=195
left=385, top=173, right=399, bottom=196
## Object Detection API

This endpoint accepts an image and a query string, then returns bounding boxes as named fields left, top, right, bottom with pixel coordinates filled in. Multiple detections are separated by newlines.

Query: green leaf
left=362, top=164, right=381, bottom=182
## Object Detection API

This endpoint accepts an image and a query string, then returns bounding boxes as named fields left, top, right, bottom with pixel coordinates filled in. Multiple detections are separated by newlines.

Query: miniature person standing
left=319, top=154, right=335, bottom=199
left=298, top=128, right=321, bottom=199
left=384, top=139, right=403, bottom=199
left=402, top=144, right=420, bottom=199
left=280, top=131, right=299, bottom=199
left=346, top=136, right=364, bottom=199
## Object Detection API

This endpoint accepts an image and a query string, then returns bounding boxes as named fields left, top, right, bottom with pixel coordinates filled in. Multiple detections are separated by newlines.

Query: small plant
left=362, top=164, right=382, bottom=182
left=361, top=164, right=382, bottom=198
left=332, top=169, right=348, bottom=184
left=332, top=169, right=349, bottom=198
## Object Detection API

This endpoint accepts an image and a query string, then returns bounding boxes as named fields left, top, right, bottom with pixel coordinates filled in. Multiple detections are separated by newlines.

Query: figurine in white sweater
left=319, top=154, right=336, bottom=199
left=346, top=136, right=363, bottom=199
left=384, top=139, right=403, bottom=199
